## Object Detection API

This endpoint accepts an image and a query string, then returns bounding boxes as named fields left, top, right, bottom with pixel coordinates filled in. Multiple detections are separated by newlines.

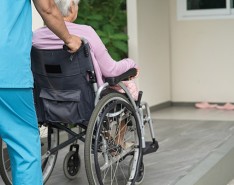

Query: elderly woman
left=33, top=0, right=139, bottom=100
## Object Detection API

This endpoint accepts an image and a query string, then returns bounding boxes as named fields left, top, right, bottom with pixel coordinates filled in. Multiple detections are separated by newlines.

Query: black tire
left=84, top=93, right=142, bottom=185
left=63, top=151, right=81, bottom=180
left=0, top=138, right=11, bottom=185
left=135, top=162, right=145, bottom=184
left=41, top=126, right=59, bottom=183
left=0, top=125, right=59, bottom=185
left=129, top=158, right=145, bottom=185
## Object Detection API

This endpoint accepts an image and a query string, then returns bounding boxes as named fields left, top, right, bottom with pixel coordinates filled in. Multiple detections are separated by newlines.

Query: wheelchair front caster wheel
left=63, top=151, right=81, bottom=180
left=129, top=158, right=145, bottom=184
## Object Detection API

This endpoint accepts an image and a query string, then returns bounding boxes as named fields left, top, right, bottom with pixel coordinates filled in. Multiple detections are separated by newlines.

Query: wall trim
left=150, top=101, right=172, bottom=112
left=150, top=101, right=234, bottom=111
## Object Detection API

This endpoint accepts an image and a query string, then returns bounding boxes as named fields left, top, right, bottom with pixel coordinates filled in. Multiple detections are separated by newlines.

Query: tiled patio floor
left=1, top=106, right=234, bottom=185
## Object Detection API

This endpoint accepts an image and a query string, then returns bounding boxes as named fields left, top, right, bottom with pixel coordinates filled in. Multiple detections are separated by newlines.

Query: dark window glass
left=187, top=0, right=226, bottom=10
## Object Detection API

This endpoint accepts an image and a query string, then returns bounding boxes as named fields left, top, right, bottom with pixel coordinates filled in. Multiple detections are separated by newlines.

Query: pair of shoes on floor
left=195, top=102, right=217, bottom=109
left=195, top=102, right=234, bottom=110
left=216, top=103, right=234, bottom=110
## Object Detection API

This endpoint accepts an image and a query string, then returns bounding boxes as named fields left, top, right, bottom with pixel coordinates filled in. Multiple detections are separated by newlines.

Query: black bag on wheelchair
left=31, top=43, right=95, bottom=125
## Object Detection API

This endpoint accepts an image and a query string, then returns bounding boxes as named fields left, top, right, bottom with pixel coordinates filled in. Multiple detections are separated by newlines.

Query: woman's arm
left=88, top=27, right=138, bottom=77
left=32, top=0, right=81, bottom=52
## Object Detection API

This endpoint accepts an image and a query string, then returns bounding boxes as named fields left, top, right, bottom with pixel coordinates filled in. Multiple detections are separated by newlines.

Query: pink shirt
left=32, top=22, right=137, bottom=86
left=32, top=22, right=138, bottom=99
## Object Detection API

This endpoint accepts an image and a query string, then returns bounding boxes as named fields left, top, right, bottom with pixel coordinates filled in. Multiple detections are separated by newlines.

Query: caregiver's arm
left=32, top=0, right=81, bottom=52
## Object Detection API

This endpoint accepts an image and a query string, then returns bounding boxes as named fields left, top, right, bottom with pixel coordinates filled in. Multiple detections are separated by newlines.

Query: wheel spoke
left=85, top=93, right=142, bottom=185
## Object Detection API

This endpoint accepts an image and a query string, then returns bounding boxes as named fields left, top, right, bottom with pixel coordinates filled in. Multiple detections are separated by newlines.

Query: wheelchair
left=0, top=39, right=158, bottom=185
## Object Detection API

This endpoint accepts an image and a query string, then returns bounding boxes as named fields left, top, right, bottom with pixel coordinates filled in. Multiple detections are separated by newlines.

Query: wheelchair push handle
left=63, top=38, right=89, bottom=60
left=63, top=41, right=84, bottom=52
left=63, top=38, right=87, bottom=52
left=63, top=45, right=70, bottom=51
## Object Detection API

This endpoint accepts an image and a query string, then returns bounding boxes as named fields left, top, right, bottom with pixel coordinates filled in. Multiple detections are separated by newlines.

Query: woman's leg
left=0, top=88, right=42, bottom=185
left=115, top=121, right=127, bottom=147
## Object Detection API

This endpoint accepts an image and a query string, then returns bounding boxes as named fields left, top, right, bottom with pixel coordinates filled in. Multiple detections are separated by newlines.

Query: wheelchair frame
left=0, top=40, right=158, bottom=185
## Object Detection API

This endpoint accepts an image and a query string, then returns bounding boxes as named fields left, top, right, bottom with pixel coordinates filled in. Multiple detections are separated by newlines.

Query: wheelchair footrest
left=143, top=139, right=159, bottom=155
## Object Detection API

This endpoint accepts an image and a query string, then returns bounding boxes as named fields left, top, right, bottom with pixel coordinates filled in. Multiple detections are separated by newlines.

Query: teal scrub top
left=0, top=0, right=33, bottom=88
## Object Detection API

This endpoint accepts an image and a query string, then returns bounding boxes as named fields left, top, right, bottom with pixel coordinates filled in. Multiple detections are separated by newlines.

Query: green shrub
left=75, top=0, right=128, bottom=60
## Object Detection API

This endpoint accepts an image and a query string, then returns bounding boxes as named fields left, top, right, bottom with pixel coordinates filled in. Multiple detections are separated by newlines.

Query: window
left=187, top=0, right=226, bottom=10
left=177, top=0, right=234, bottom=19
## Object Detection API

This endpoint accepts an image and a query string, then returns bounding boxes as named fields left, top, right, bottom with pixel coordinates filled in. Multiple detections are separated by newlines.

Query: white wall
left=170, top=0, right=234, bottom=103
left=32, top=2, right=43, bottom=31
left=127, top=0, right=171, bottom=106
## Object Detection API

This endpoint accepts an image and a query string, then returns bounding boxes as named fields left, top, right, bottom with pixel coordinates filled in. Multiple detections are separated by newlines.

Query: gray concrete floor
left=1, top=105, right=234, bottom=185
left=228, top=179, right=234, bottom=185
left=40, top=106, right=234, bottom=185
left=153, top=106, right=234, bottom=185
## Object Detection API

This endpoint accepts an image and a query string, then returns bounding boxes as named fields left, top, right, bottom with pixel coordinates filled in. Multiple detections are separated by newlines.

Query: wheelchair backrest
left=31, top=42, right=96, bottom=125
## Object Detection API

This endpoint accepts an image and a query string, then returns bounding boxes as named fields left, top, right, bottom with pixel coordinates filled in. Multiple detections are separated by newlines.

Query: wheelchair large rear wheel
left=0, top=125, right=59, bottom=185
left=85, top=93, right=142, bottom=185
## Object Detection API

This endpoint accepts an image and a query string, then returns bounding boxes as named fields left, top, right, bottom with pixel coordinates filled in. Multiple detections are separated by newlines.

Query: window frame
left=177, top=0, right=234, bottom=20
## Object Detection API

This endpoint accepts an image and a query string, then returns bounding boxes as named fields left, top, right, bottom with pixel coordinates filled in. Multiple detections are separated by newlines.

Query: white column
left=127, top=0, right=139, bottom=65
left=127, top=0, right=171, bottom=106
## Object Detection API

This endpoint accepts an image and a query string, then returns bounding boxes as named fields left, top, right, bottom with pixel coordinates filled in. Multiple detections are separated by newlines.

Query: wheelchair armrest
left=104, top=68, right=137, bottom=86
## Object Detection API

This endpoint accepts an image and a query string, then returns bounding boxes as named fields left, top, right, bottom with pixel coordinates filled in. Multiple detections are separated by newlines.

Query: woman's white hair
left=55, top=0, right=80, bottom=17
